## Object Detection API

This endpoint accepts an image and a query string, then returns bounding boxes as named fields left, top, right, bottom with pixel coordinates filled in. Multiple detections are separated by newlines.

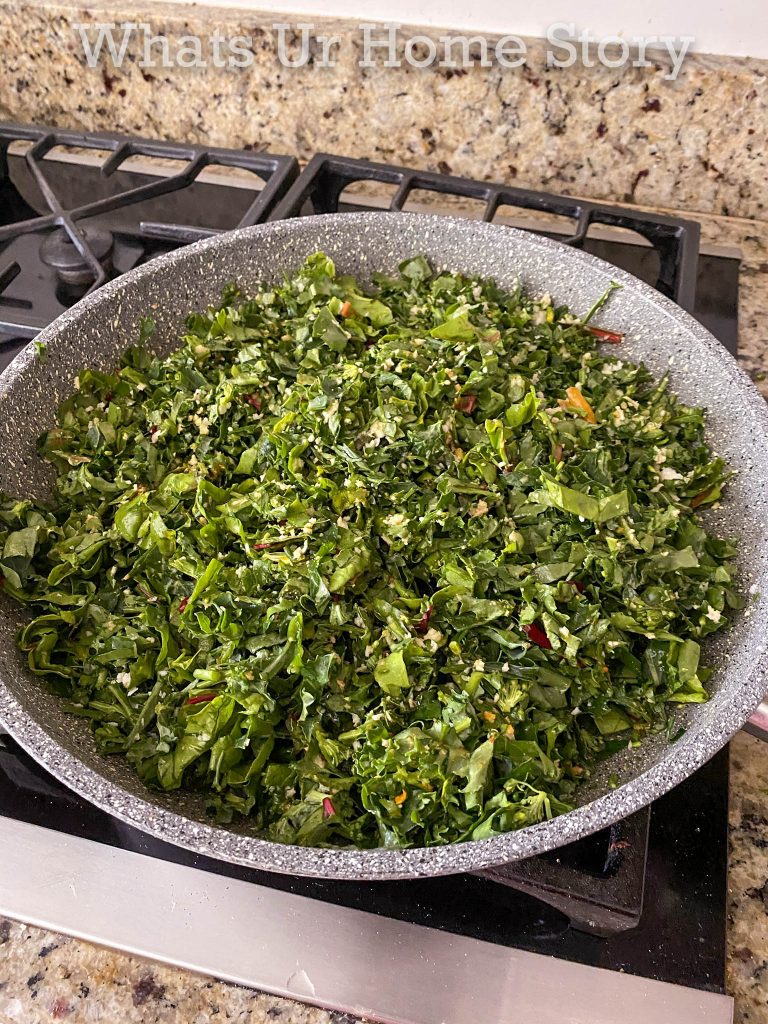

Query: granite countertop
left=0, top=1, right=768, bottom=1020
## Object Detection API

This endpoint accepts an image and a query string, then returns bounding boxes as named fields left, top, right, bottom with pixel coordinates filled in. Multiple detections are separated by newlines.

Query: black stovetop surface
left=0, top=734, right=729, bottom=992
left=0, top=123, right=740, bottom=996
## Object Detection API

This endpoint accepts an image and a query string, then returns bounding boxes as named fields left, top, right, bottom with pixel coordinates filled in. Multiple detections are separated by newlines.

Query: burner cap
left=40, top=226, right=113, bottom=286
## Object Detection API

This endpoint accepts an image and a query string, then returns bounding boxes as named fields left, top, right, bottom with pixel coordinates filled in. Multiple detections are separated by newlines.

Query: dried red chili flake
left=244, top=393, right=262, bottom=411
left=322, top=797, right=336, bottom=819
left=253, top=541, right=274, bottom=550
left=454, top=394, right=477, bottom=414
left=339, top=300, right=352, bottom=318
left=522, top=623, right=552, bottom=649
left=186, top=692, right=217, bottom=705
left=414, top=605, right=434, bottom=635
left=178, top=596, right=189, bottom=613
left=553, top=443, right=564, bottom=463
left=565, top=580, right=585, bottom=593
left=585, top=326, right=624, bottom=344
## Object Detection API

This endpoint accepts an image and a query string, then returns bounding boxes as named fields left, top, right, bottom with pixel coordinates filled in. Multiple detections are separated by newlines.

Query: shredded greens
left=0, top=253, right=741, bottom=848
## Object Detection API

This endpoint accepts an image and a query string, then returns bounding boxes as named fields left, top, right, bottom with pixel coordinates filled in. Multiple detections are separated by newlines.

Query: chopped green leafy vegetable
left=0, top=253, right=740, bottom=848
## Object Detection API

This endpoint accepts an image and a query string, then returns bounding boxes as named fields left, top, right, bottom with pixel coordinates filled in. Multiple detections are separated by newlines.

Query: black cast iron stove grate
left=0, top=123, right=299, bottom=340
left=272, top=152, right=701, bottom=313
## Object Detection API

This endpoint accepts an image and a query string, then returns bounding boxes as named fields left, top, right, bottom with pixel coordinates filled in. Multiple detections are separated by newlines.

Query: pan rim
left=0, top=210, right=767, bottom=880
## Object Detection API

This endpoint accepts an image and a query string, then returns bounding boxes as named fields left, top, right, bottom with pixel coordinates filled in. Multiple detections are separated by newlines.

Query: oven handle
left=744, top=701, right=768, bottom=742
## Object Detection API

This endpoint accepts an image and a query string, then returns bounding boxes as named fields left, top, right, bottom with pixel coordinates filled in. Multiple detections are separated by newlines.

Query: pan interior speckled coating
left=0, top=212, right=766, bottom=881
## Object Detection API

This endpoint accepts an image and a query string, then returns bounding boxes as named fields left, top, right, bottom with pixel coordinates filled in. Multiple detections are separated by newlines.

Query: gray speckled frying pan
left=0, top=212, right=766, bottom=880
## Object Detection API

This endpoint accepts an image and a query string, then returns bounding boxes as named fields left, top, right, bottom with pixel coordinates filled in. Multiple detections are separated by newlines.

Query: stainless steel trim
left=744, top=700, right=768, bottom=742
left=0, top=817, right=733, bottom=1024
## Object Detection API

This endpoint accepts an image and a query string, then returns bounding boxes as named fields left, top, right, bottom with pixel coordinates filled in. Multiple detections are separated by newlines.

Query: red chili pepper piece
left=253, top=542, right=273, bottom=550
left=586, top=326, right=624, bottom=343
left=186, top=692, right=217, bottom=705
left=322, top=797, right=336, bottom=819
left=553, top=443, right=564, bottom=463
left=244, top=393, right=262, bottom=411
left=339, top=300, right=352, bottom=318
left=454, top=394, right=477, bottom=414
left=565, top=580, right=585, bottom=593
left=178, top=596, right=189, bottom=613
left=414, top=605, right=434, bottom=635
left=522, top=623, right=552, bottom=649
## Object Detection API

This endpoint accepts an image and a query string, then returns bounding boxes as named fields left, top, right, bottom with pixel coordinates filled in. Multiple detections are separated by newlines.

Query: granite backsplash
left=0, top=0, right=767, bottom=223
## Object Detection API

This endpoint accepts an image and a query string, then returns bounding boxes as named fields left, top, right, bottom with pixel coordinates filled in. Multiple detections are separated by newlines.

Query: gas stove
left=0, top=124, right=739, bottom=1024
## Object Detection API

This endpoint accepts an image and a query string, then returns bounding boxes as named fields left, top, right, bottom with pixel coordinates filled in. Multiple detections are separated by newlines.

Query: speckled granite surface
left=0, top=0, right=767, bottom=223
left=730, top=733, right=768, bottom=1022
left=0, top=918, right=356, bottom=1024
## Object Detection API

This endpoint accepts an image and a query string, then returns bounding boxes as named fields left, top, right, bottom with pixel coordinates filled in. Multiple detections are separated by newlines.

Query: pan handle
left=744, top=701, right=768, bottom=742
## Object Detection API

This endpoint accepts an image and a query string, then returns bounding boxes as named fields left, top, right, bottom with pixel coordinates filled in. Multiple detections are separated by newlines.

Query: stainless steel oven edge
left=0, top=817, right=732, bottom=1024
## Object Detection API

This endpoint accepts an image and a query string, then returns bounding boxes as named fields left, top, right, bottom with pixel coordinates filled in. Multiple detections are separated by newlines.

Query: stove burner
left=0, top=123, right=300, bottom=340
left=39, top=226, right=114, bottom=286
